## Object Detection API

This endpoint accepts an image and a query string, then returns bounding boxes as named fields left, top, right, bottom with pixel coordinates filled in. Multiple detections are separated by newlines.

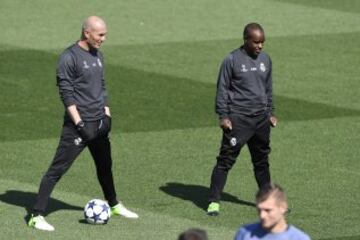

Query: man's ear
left=280, top=202, right=288, bottom=214
left=83, top=30, right=90, bottom=39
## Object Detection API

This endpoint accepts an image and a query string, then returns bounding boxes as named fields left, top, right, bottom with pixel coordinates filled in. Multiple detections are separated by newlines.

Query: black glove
left=76, top=121, right=95, bottom=141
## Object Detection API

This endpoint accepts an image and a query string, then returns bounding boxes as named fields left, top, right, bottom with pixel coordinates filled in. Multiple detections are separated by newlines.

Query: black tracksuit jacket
left=56, top=43, right=108, bottom=122
left=215, top=46, right=274, bottom=120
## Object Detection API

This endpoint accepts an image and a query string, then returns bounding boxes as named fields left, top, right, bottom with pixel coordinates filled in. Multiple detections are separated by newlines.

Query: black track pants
left=209, top=113, right=271, bottom=203
left=33, top=117, right=117, bottom=215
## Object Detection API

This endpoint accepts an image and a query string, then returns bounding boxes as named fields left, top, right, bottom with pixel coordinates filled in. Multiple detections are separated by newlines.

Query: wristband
left=76, top=120, right=85, bottom=131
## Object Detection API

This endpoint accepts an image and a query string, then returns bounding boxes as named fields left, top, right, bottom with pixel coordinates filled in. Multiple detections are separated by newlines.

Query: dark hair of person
left=243, top=22, right=264, bottom=40
left=178, top=228, right=208, bottom=240
left=256, top=183, right=287, bottom=204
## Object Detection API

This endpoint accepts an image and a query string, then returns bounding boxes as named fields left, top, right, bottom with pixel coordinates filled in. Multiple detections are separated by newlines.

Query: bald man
left=28, top=16, right=138, bottom=231
left=234, top=184, right=311, bottom=240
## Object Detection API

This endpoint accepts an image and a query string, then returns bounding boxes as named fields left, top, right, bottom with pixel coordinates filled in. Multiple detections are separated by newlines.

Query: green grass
left=274, top=0, right=360, bottom=13
left=1, top=0, right=360, bottom=239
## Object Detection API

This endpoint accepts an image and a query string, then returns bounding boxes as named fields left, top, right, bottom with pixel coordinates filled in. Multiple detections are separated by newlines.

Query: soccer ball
left=84, top=199, right=111, bottom=224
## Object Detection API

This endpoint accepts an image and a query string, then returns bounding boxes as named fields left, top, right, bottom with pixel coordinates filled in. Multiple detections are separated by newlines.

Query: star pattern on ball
left=84, top=199, right=111, bottom=224
left=101, top=203, right=109, bottom=212
left=88, top=201, right=96, bottom=209
left=93, top=212, right=102, bottom=223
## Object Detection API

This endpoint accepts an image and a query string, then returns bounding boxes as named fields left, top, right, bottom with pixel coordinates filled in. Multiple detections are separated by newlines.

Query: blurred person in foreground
left=178, top=228, right=208, bottom=240
left=234, top=183, right=310, bottom=240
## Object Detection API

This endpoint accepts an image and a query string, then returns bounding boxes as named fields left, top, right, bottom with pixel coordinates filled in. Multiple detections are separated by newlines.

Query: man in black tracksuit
left=207, top=23, right=278, bottom=216
left=28, top=16, right=138, bottom=231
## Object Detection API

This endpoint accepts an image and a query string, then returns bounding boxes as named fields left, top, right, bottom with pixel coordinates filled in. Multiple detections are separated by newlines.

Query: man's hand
left=220, top=118, right=232, bottom=131
left=67, top=105, right=82, bottom=126
left=76, top=121, right=94, bottom=141
left=104, top=106, right=111, bottom=117
left=270, top=116, right=278, bottom=127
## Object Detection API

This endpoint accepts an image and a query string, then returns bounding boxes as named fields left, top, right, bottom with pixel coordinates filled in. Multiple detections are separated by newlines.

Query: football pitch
left=1, top=0, right=360, bottom=239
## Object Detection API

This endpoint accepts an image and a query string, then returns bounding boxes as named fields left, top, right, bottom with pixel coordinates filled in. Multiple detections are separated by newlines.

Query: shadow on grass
left=78, top=219, right=89, bottom=224
left=159, top=182, right=255, bottom=211
left=0, top=190, right=83, bottom=223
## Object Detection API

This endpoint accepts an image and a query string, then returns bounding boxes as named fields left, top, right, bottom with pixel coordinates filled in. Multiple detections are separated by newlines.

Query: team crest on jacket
left=241, top=64, right=248, bottom=72
left=259, top=63, right=266, bottom=72
left=83, top=61, right=90, bottom=69
left=97, top=58, right=102, bottom=67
